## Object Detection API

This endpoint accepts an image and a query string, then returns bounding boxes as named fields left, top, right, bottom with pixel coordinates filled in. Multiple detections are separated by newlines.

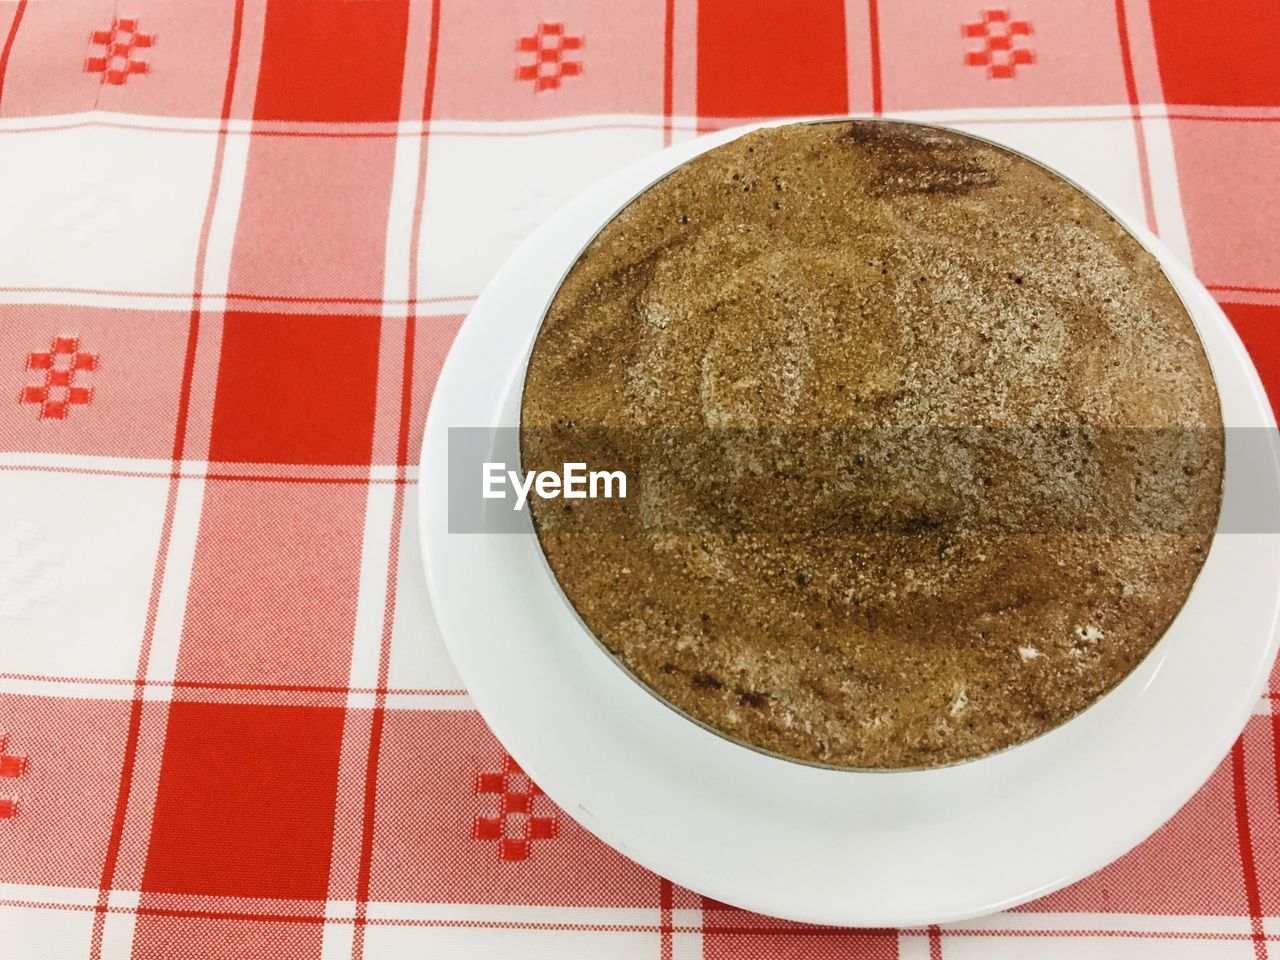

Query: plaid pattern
left=0, top=0, right=1277, bottom=957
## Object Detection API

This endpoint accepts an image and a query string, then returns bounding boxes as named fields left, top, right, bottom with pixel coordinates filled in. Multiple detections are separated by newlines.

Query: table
left=0, top=1, right=1278, bottom=957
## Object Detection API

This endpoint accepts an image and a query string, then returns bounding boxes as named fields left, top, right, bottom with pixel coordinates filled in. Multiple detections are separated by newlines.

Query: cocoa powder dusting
left=520, top=120, right=1223, bottom=769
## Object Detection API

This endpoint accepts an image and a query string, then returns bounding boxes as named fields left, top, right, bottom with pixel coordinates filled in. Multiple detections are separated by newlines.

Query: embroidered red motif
left=0, top=734, right=28, bottom=820
left=21, top=336, right=99, bottom=420
left=85, top=16, right=156, bottom=85
left=516, top=22, right=583, bottom=92
left=473, top=754, right=558, bottom=861
left=963, top=9, right=1034, bottom=79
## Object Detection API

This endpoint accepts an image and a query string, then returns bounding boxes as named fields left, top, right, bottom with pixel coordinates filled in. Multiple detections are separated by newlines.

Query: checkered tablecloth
left=1, top=1, right=1278, bottom=957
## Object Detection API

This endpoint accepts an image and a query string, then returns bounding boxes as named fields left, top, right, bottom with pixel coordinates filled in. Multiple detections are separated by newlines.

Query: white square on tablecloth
left=0, top=124, right=217, bottom=296
left=928, top=933, right=1255, bottom=959
left=0, top=469, right=169, bottom=682
left=362, top=922, right=662, bottom=959
left=416, top=124, right=663, bottom=301
left=383, top=493, right=465, bottom=695
left=0, top=902, right=95, bottom=960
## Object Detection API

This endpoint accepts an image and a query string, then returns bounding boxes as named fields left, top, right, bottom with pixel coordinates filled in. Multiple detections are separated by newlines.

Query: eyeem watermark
left=483, top=462, right=627, bottom=511
left=449, top=426, right=1280, bottom=535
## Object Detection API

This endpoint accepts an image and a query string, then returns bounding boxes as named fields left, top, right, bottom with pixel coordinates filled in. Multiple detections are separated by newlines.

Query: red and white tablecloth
left=0, top=1, right=1278, bottom=957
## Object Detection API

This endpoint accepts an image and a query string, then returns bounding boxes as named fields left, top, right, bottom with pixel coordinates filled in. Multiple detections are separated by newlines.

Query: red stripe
left=0, top=110, right=1277, bottom=143
left=0, top=463, right=418, bottom=485
left=86, top=6, right=246, bottom=958
left=1113, top=0, right=1157, bottom=233
left=659, top=878, right=674, bottom=960
left=190, top=472, right=408, bottom=485
left=87, top=696, right=144, bottom=957
left=1211, top=284, right=1280, bottom=295
left=0, top=118, right=713, bottom=139
left=868, top=0, right=883, bottom=115
left=0, top=284, right=457, bottom=301
left=929, top=923, right=944, bottom=959
left=351, top=5, right=443, bottom=958
left=5, top=896, right=1280, bottom=940
left=0, top=0, right=28, bottom=109
left=1231, top=738, right=1269, bottom=960
left=696, top=0, right=848, bottom=119
left=1147, top=2, right=1280, bottom=108
left=0, top=283, right=476, bottom=304
left=662, top=0, right=675, bottom=147
left=0, top=671, right=466, bottom=696
left=1164, top=113, right=1280, bottom=124
left=1272, top=710, right=1280, bottom=826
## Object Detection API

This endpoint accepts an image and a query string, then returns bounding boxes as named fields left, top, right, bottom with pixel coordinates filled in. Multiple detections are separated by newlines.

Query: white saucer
left=417, top=119, right=1280, bottom=926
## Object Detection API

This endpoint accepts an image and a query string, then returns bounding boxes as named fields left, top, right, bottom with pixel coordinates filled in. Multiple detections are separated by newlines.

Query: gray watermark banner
left=447, top=426, right=1280, bottom=535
